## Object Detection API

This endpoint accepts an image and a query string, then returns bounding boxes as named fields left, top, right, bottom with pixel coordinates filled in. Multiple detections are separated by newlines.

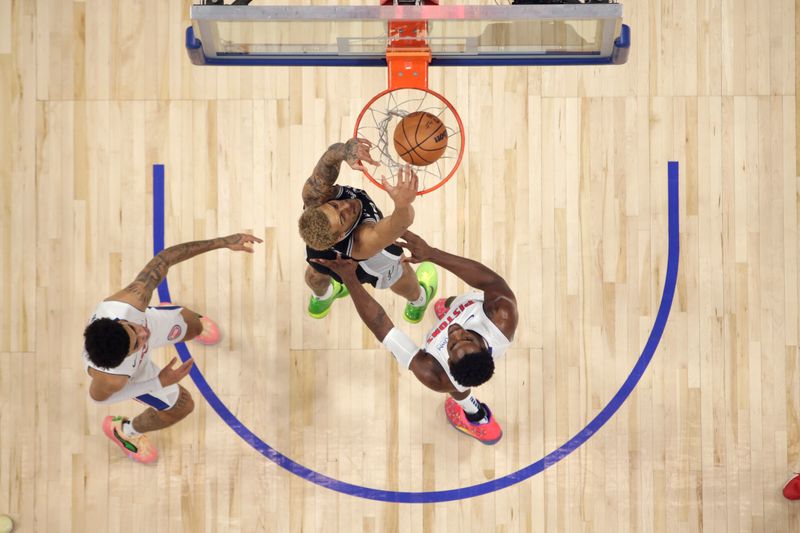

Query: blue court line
left=151, top=162, right=680, bottom=503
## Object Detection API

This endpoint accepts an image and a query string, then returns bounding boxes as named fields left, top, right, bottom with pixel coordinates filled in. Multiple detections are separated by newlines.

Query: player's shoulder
left=410, top=351, right=456, bottom=393
left=482, top=294, right=518, bottom=335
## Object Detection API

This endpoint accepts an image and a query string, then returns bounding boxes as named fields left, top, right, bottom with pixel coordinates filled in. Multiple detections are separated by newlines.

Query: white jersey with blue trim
left=82, top=301, right=151, bottom=380
left=422, top=291, right=512, bottom=392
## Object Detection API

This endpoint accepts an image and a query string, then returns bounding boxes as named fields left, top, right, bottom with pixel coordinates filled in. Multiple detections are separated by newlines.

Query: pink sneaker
left=194, top=316, right=221, bottom=345
left=433, top=298, right=450, bottom=320
left=102, top=416, right=158, bottom=464
left=783, top=473, right=800, bottom=500
left=444, top=397, right=502, bottom=445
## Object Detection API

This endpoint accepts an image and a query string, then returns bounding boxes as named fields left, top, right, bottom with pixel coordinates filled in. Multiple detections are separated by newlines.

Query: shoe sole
left=445, top=416, right=502, bottom=446
left=102, top=417, right=158, bottom=464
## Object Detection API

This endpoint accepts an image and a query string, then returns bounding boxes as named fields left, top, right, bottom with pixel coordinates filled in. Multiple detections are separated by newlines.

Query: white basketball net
left=355, top=88, right=464, bottom=194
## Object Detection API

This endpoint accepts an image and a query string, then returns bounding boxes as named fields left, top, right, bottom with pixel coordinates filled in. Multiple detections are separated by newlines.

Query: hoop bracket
left=386, top=21, right=431, bottom=90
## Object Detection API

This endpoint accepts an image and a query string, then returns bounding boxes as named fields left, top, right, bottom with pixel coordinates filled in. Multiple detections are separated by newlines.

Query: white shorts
left=132, top=359, right=182, bottom=411
left=132, top=305, right=187, bottom=410
left=143, top=305, right=189, bottom=350
left=359, top=248, right=405, bottom=290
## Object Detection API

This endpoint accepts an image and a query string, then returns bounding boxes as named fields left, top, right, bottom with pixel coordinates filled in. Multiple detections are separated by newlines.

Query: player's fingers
left=357, top=138, right=373, bottom=147
left=165, top=356, right=177, bottom=369
left=177, top=358, right=193, bottom=373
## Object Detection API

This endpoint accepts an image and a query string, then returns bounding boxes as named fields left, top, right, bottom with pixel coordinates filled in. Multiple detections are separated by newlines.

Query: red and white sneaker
left=194, top=316, right=221, bottom=345
left=433, top=298, right=450, bottom=320
left=444, top=397, right=502, bottom=445
left=783, top=473, right=800, bottom=500
left=102, top=416, right=158, bottom=464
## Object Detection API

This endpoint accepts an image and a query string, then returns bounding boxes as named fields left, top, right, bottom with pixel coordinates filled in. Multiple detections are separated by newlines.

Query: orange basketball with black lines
left=392, top=111, right=448, bottom=166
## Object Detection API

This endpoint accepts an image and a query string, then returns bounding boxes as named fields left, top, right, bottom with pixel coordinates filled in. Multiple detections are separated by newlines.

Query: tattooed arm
left=302, top=138, right=378, bottom=208
left=106, top=233, right=263, bottom=310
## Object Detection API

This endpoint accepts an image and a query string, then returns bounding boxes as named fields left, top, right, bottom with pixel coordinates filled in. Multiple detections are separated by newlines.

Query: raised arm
left=397, top=230, right=518, bottom=338
left=310, top=256, right=395, bottom=340
left=302, top=138, right=378, bottom=208
left=350, top=166, right=418, bottom=259
left=311, top=255, right=454, bottom=393
left=107, top=233, right=262, bottom=310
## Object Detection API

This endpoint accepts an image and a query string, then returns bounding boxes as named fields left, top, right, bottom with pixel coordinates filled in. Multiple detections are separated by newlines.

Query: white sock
left=409, top=284, right=427, bottom=307
left=315, top=283, right=334, bottom=300
left=122, top=420, right=141, bottom=437
left=455, top=395, right=488, bottom=424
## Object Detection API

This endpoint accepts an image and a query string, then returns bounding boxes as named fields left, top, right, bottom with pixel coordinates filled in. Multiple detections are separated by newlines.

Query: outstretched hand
left=345, top=138, right=379, bottom=172
left=310, top=255, right=359, bottom=278
left=222, top=233, right=263, bottom=253
left=158, top=357, right=194, bottom=387
left=395, top=230, right=435, bottom=264
left=382, top=165, right=419, bottom=207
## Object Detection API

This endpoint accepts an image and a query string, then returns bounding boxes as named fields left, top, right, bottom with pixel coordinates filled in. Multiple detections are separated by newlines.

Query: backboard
left=186, top=3, right=630, bottom=67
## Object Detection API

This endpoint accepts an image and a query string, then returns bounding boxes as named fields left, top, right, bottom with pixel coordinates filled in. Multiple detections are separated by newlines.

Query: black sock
left=465, top=404, right=487, bottom=423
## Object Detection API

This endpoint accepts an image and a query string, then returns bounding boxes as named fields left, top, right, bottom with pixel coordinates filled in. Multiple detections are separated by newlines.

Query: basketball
left=392, top=111, right=448, bottom=166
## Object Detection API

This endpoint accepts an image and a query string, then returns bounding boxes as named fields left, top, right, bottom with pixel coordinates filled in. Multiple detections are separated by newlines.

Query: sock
left=315, top=283, right=334, bottom=300
left=122, top=420, right=141, bottom=437
left=455, top=395, right=488, bottom=424
left=409, top=284, right=427, bottom=307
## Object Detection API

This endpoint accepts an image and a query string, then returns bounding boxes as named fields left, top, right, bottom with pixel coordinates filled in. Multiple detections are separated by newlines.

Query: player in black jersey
left=298, top=138, right=437, bottom=322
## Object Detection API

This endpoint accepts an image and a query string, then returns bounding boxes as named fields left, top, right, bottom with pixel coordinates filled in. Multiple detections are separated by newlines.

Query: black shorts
left=306, top=244, right=404, bottom=289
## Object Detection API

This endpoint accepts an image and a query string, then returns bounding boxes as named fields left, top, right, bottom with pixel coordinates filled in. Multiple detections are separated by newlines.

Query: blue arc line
left=151, top=162, right=680, bottom=503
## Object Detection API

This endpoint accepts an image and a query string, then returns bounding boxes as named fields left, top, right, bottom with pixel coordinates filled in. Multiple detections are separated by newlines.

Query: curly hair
left=449, top=348, right=495, bottom=387
left=84, top=318, right=130, bottom=370
left=298, top=207, right=339, bottom=250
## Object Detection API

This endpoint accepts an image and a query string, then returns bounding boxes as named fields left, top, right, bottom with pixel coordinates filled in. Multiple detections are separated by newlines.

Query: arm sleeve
left=91, top=377, right=163, bottom=404
left=381, top=327, right=420, bottom=369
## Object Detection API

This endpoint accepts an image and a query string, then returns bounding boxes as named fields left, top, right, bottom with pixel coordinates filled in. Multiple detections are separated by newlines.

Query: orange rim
left=353, top=87, right=465, bottom=196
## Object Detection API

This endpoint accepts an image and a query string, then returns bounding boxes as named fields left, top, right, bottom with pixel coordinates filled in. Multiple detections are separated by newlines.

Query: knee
left=165, top=389, right=194, bottom=421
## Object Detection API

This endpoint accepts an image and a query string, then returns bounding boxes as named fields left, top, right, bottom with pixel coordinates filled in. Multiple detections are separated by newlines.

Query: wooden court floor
left=1, top=0, right=799, bottom=531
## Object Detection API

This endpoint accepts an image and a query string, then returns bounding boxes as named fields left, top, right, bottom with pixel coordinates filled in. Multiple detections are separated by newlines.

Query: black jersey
left=305, top=186, right=404, bottom=288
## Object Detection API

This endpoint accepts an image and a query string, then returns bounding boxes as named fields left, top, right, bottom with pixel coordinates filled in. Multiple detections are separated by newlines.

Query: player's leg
left=444, top=389, right=503, bottom=445
left=178, top=306, right=220, bottom=345
left=306, top=265, right=349, bottom=319
left=103, top=379, right=194, bottom=464
left=391, top=262, right=438, bottom=324
left=306, top=264, right=332, bottom=296
left=131, top=384, right=195, bottom=432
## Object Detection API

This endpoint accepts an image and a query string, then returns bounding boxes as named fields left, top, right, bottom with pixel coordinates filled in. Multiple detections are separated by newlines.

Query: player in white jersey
left=82, top=233, right=263, bottom=463
left=298, top=138, right=437, bottom=324
left=312, top=230, right=518, bottom=445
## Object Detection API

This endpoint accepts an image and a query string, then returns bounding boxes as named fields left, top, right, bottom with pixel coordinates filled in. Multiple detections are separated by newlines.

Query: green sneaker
left=403, top=262, right=438, bottom=324
left=307, top=279, right=350, bottom=319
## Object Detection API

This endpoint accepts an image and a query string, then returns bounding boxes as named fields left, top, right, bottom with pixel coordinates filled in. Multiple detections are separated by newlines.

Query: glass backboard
left=186, top=3, right=630, bottom=66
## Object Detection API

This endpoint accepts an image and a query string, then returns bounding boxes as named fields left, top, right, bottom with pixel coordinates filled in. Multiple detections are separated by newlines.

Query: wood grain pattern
left=0, top=0, right=798, bottom=531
